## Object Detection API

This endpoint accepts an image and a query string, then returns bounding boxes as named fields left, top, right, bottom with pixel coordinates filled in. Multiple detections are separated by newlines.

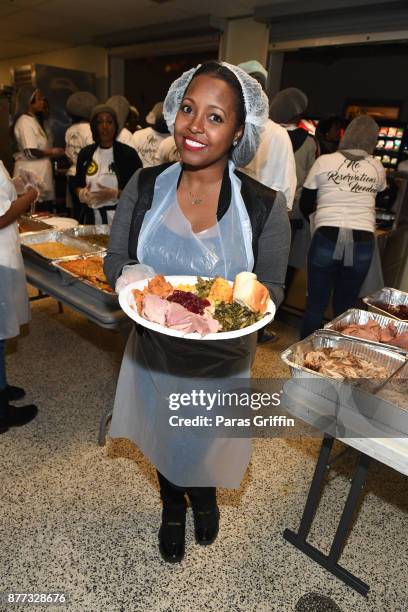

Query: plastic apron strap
left=137, top=162, right=182, bottom=262
left=228, top=161, right=254, bottom=271
left=333, top=227, right=354, bottom=267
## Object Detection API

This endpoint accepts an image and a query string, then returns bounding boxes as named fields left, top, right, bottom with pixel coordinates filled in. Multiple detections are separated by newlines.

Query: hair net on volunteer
left=237, top=60, right=268, bottom=88
left=338, top=115, right=379, bottom=155
left=269, top=87, right=308, bottom=124
left=163, top=61, right=269, bottom=167
left=107, top=95, right=130, bottom=131
left=66, top=91, right=97, bottom=120
left=13, top=85, right=39, bottom=117
left=146, top=102, right=164, bottom=125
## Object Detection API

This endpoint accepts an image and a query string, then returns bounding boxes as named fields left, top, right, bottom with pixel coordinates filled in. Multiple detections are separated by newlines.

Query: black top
left=73, top=141, right=142, bottom=223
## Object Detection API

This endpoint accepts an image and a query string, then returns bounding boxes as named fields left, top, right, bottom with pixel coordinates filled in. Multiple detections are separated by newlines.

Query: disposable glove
left=90, top=183, right=119, bottom=205
left=13, top=170, right=44, bottom=198
left=115, top=264, right=156, bottom=293
left=78, top=187, right=93, bottom=205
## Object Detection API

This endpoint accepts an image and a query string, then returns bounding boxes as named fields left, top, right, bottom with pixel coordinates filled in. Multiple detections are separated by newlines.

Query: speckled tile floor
left=1, top=293, right=407, bottom=612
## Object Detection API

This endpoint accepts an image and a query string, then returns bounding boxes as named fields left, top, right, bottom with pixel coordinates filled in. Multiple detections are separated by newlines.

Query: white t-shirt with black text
left=304, top=150, right=387, bottom=232
left=130, top=127, right=168, bottom=167
left=65, top=122, right=93, bottom=177
left=85, top=146, right=119, bottom=224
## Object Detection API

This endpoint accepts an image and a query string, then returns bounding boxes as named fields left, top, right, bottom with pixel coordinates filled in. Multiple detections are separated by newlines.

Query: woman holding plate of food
left=104, top=61, right=291, bottom=563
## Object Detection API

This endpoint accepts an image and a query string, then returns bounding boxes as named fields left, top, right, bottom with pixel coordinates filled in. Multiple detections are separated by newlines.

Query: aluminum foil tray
left=21, top=230, right=103, bottom=269
left=324, top=308, right=408, bottom=354
left=363, top=287, right=408, bottom=321
left=281, top=330, right=405, bottom=385
left=52, top=254, right=117, bottom=305
left=377, top=361, right=408, bottom=414
left=64, top=224, right=110, bottom=249
left=18, top=216, right=53, bottom=234
left=281, top=331, right=408, bottom=434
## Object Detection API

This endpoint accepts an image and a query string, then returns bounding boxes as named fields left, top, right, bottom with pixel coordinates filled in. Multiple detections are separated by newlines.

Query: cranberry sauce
left=167, top=291, right=210, bottom=315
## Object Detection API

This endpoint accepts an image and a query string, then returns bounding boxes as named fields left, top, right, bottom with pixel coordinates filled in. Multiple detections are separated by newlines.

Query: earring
left=233, top=139, right=238, bottom=147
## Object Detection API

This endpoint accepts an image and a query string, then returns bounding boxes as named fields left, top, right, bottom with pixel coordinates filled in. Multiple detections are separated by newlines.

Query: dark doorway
left=125, top=50, right=217, bottom=126
left=281, top=43, right=408, bottom=121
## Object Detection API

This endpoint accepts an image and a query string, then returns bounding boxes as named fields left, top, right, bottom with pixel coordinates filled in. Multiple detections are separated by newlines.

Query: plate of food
left=118, top=272, right=276, bottom=340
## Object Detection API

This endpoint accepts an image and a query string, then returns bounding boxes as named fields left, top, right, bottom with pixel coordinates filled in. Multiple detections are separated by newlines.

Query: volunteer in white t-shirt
left=0, top=161, right=41, bottom=434
left=12, top=87, right=65, bottom=205
left=130, top=102, right=169, bottom=167
left=299, top=115, right=387, bottom=338
left=106, top=95, right=133, bottom=146
left=237, top=61, right=297, bottom=211
left=65, top=91, right=97, bottom=220
left=156, top=135, right=180, bottom=164
left=73, top=105, right=142, bottom=225
left=269, top=87, right=318, bottom=282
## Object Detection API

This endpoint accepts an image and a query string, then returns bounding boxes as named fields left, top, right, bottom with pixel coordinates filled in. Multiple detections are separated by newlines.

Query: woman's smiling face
left=174, top=74, right=244, bottom=168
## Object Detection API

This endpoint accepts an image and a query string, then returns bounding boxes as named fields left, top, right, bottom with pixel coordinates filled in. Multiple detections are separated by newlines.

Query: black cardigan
left=73, top=141, right=142, bottom=223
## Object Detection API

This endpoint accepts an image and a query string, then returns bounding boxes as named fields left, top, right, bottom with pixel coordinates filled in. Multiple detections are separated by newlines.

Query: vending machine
left=374, top=122, right=408, bottom=170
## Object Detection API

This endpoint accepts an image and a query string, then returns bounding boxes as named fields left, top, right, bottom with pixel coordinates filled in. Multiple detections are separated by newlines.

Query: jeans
left=0, top=339, right=6, bottom=390
left=301, top=230, right=374, bottom=339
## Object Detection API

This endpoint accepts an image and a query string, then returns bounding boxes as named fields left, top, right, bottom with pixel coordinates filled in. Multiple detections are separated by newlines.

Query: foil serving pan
left=363, top=287, right=408, bottom=321
left=64, top=224, right=110, bottom=249
left=52, top=253, right=117, bottom=304
left=18, top=215, right=53, bottom=234
left=377, top=361, right=408, bottom=413
left=281, top=330, right=405, bottom=393
left=21, top=230, right=103, bottom=268
left=281, top=331, right=408, bottom=434
left=324, top=308, right=408, bottom=354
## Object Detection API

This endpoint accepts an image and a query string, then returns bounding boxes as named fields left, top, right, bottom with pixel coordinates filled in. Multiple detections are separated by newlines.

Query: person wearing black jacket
left=73, top=104, right=142, bottom=224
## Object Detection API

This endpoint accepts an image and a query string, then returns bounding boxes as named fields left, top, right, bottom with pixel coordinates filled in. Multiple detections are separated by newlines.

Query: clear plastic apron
left=110, top=162, right=256, bottom=488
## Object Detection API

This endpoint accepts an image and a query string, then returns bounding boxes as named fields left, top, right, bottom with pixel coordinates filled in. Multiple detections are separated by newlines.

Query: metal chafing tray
left=377, top=361, right=408, bottom=414
left=281, top=331, right=408, bottom=436
left=324, top=308, right=408, bottom=354
left=51, top=253, right=117, bottom=305
left=63, top=224, right=110, bottom=249
left=363, top=287, right=408, bottom=321
left=21, top=230, right=103, bottom=270
left=281, top=330, right=406, bottom=381
left=18, top=215, right=53, bottom=234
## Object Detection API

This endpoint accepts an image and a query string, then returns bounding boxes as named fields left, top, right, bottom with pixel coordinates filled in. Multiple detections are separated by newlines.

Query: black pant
left=157, top=471, right=216, bottom=513
left=68, top=176, right=86, bottom=222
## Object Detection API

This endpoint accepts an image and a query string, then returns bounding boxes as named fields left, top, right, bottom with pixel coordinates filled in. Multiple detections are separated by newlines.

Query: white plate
left=43, top=217, right=79, bottom=230
left=119, top=275, right=276, bottom=341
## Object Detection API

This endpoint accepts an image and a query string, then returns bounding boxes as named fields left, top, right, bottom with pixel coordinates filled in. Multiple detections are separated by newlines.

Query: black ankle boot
left=0, top=389, right=37, bottom=434
left=192, top=505, right=220, bottom=546
left=6, top=385, right=26, bottom=401
left=158, top=504, right=186, bottom=563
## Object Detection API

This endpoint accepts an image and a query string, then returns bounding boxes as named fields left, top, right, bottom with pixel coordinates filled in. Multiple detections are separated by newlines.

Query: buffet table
left=20, top=222, right=132, bottom=446
left=24, top=257, right=127, bottom=331
left=281, top=322, right=408, bottom=597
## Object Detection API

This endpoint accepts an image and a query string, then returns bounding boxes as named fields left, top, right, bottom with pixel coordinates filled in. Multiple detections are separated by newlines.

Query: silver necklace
left=189, top=191, right=204, bottom=206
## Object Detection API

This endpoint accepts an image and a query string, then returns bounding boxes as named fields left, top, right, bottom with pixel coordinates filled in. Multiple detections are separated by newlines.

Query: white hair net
left=66, top=91, right=97, bottom=120
left=238, top=60, right=268, bottom=87
left=339, top=115, right=379, bottom=155
left=106, top=95, right=130, bottom=131
left=13, top=85, right=38, bottom=117
left=146, top=102, right=164, bottom=125
left=163, top=61, right=269, bottom=167
left=269, top=87, right=308, bottom=124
